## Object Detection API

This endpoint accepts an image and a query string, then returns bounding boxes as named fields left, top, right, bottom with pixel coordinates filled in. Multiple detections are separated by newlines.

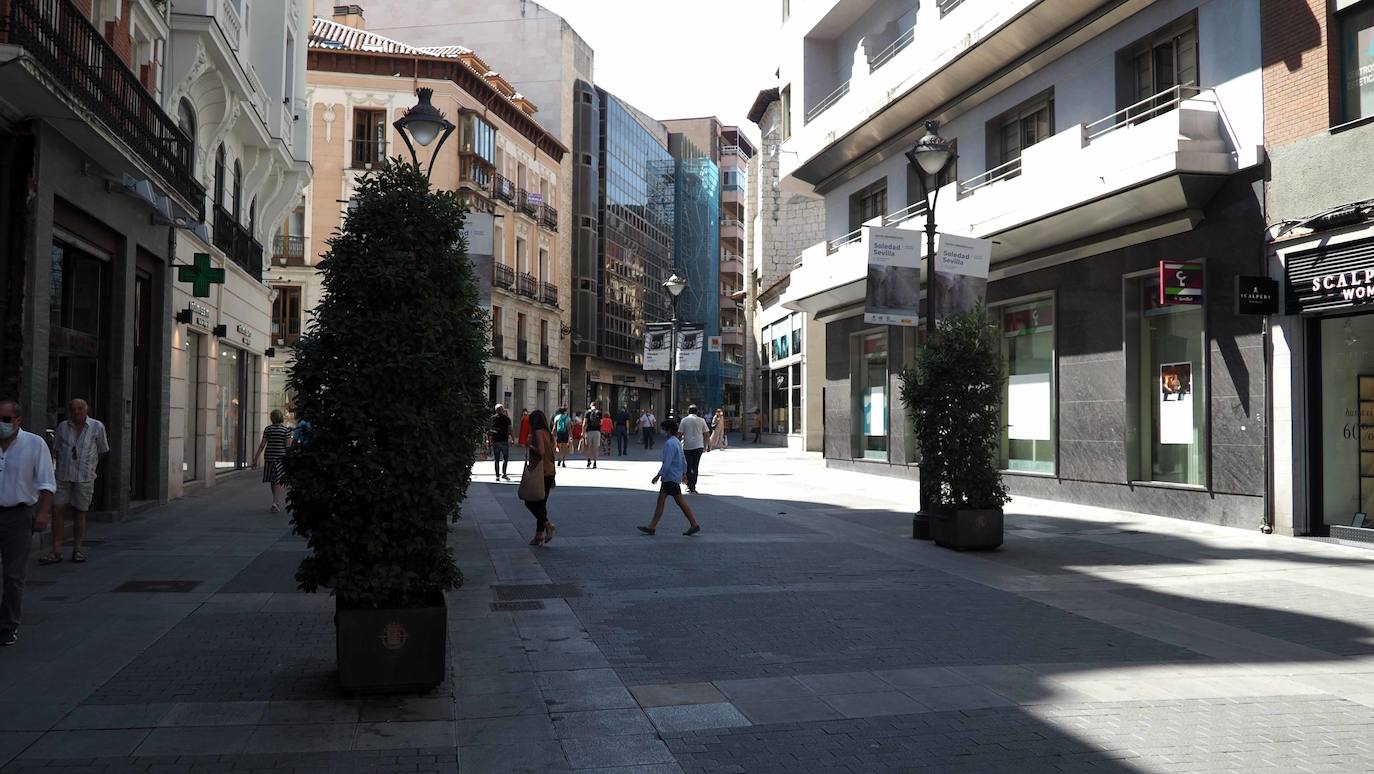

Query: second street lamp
left=904, top=120, right=955, bottom=540
left=393, top=88, right=455, bottom=179
left=663, top=273, right=688, bottom=420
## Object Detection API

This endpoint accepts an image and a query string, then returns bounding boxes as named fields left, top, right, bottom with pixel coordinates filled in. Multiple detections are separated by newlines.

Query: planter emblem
left=380, top=622, right=409, bottom=651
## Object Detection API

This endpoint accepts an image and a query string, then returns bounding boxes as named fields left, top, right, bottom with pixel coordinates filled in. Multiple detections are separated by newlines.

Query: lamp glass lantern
left=393, top=88, right=456, bottom=177
left=663, top=273, right=688, bottom=418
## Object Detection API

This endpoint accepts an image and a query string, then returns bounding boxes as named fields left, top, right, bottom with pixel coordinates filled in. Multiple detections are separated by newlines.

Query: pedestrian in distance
left=251, top=410, right=293, bottom=513
left=614, top=405, right=631, bottom=456
left=552, top=407, right=572, bottom=467
left=521, top=410, right=557, bottom=546
left=679, top=404, right=711, bottom=495
left=488, top=404, right=513, bottom=481
left=639, top=408, right=657, bottom=449
left=571, top=411, right=584, bottom=454
left=0, top=399, right=56, bottom=646
left=42, top=398, right=109, bottom=565
left=711, top=408, right=728, bottom=450
left=599, top=411, right=613, bottom=456
left=638, top=418, right=700, bottom=537
left=517, top=408, right=531, bottom=447
left=291, top=408, right=312, bottom=445
left=751, top=408, right=763, bottom=444
left=583, top=403, right=603, bottom=468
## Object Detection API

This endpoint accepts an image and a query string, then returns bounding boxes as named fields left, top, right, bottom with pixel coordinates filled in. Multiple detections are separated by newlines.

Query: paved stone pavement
left=4, top=444, right=1374, bottom=772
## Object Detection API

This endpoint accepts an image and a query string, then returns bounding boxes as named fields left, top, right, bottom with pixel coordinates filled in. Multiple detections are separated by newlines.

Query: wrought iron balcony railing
left=517, top=272, right=538, bottom=299
left=272, top=234, right=306, bottom=266
left=540, top=345, right=550, bottom=367
left=517, top=189, right=539, bottom=217
left=213, top=206, right=263, bottom=281
left=540, top=203, right=558, bottom=231
left=492, top=173, right=515, bottom=204
left=350, top=139, right=386, bottom=169
left=516, top=339, right=529, bottom=363
left=492, top=334, right=504, bottom=359
left=3, top=0, right=205, bottom=216
left=493, top=260, right=515, bottom=290
left=540, top=281, right=559, bottom=307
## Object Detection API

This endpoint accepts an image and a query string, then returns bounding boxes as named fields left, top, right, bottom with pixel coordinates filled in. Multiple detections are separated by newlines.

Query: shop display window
left=1126, top=274, right=1206, bottom=485
left=854, top=330, right=889, bottom=460
left=996, top=297, right=1056, bottom=474
left=1320, top=316, right=1374, bottom=528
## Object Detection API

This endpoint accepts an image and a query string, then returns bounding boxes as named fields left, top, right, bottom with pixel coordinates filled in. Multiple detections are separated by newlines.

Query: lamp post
left=393, top=88, right=456, bottom=179
left=904, top=120, right=955, bottom=540
left=663, top=273, right=687, bottom=419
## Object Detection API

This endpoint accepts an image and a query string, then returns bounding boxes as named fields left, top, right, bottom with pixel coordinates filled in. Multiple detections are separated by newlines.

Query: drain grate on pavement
left=490, top=600, right=546, bottom=612
left=491, top=583, right=582, bottom=601
left=113, top=580, right=202, bottom=593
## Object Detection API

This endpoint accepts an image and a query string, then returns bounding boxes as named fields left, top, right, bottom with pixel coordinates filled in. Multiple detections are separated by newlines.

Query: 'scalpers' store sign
left=1312, top=269, right=1374, bottom=301
left=1283, top=239, right=1374, bottom=314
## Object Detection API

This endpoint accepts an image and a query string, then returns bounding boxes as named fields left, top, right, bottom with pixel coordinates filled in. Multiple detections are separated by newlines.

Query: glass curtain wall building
left=667, top=134, right=721, bottom=414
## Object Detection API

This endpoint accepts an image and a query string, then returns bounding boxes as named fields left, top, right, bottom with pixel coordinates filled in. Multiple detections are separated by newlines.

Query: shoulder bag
left=517, top=442, right=546, bottom=502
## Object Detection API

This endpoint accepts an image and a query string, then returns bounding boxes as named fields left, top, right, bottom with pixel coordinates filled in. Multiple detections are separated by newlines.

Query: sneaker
left=637, top=526, right=656, bottom=535
left=683, top=525, right=701, bottom=536
left=0, top=630, right=16, bottom=646
left=593, top=462, right=597, bottom=468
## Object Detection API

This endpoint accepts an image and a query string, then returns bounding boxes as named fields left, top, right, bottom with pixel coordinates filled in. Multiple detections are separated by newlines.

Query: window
left=283, top=33, right=295, bottom=105
left=516, top=238, right=528, bottom=274
left=232, top=160, right=242, bottom=221
left=494, top=224, right=504, bottom=262
left=538, top=248, right=549, bottom=283
left=783, top=0, right=789, bottom=21
left=352, top=109, right=386, bottom=168
left=214, top=145, right=225, bottom=211
left=995, top=297, right=1056, bottom=473
left=492, top=306, right=503, bottom=354
left=780, top=85, right=792, bottom=141
left=459, top=111, right=496, bottom=187
left=849, top=179, right=887, bottom=231
left=853, top=330, right=889, bottom=460
left=791, top=362, right=802, bottom=432
left=272, top=286, right=301, bottom=345
left=183, top=333, right=201, bottom=482
left=1117, top=15, right=1198, bottom=118
left=177, top=99, right=197, bottom=175
left=770, top=367, right=789, bottom=434
left=1126, top=271, right=1206, bottom=485
left=1340, top=3, right=1374, bottom=123
left=986, top=91, right=1052, bottom=174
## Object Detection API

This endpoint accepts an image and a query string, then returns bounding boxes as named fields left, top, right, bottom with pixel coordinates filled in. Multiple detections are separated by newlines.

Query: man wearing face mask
left=0, top=400, right=56, bottom=646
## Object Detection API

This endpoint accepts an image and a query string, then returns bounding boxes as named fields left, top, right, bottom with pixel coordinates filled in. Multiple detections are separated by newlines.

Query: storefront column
left=103, top=236, right=137, bottom=516
left=18, top=141, right=53, bottom=422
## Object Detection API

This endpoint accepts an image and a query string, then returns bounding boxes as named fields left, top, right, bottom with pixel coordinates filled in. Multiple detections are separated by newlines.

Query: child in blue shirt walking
left=638, top=418, right=701, bottom=536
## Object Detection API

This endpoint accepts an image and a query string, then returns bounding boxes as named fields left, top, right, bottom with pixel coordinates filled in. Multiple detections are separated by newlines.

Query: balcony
left=493, top=173, right=515, bottom=205
left=720, top=218, right=744, bottom=241
left=804, top=80, right=850, bottom=125
left=540, top=282, right=559, bottom=307
left=782, top=87, right=1250, bottom=317
left=540, top=345, right=551, bottom=367
left=0, top=0, right=205, bottom=217
left=721, top=255, right=744, bottom=277
left=493, top=261, right=515, bottom=290
left=492, top=334, right=504, bottom=359
left=517, top=272, right=538, bottom=299
left=540, top=203, right=559, bottom=231
left=517, top=339, right=529, bottom=363
left=272, top=234, right=306, bottom=267
left=721, top=326, right=744, bottom=347
left=350, top=139, right=386, bottom=170
left=517, top=189, right=540, bottom=218
left=720, top=145, right=750, bottom=159
left=720, top=293, right=741, bottom=311
left=213, top=206, right=264, bottom=281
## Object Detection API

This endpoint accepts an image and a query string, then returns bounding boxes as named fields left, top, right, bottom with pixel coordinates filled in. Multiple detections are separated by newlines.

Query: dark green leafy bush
left=285, top=161, right=488, bottom=608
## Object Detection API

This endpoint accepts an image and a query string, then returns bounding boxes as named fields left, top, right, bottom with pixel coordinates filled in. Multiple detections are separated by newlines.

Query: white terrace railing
left=826, top=228, right=863, bottom=254
left=1085, top=84, right=1204, bottom=140
left=805, top=80, right=851, bottom=125
left=959, top=156, right=1022, bottom=196
left=883, top=201, right=928, bottom=227
left=870, top=26, right=917, bottom=73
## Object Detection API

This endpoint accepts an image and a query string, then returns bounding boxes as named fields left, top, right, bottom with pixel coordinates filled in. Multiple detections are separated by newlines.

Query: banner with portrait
left=676, top=326, right=704, bottom=372
left=643, top=323, right=672, bottom=371
left=863, top=226, right=922, bottom=326
left=933, top=233, right=992, bottom=322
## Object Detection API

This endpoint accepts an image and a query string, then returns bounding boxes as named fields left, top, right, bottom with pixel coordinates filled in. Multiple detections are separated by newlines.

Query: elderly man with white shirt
left=0, top=399, right=56, bottom=646
left=41, top=398, right=108, bottom=565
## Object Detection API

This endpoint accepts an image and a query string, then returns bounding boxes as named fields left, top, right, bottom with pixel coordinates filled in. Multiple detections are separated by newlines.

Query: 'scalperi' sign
left=1313, top=269, right=1374, bottom=302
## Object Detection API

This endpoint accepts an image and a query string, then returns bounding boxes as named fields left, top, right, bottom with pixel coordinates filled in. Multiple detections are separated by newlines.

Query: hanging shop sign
left=1283, top=237, right=1374, bottom=314
left=236, top=323, right=252, bottom=348
left=707, top=335, right=722, bottom=352
left=178, top=252, right=225, bottom=298
left=1235, top=276, right=1279, bottom=316
left=863, top=226, right=921, bottom=326
left=1159, top=261, right=1203, bottom=306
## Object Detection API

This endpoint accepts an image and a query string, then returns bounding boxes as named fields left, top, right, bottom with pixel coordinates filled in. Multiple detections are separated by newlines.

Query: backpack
left=554, top=414, right=570, bottom=433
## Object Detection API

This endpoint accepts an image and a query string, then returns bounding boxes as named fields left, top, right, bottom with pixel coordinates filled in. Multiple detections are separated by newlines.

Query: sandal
left=636, top=526, right=656, bottom=535
left=543, top=523, right=556, bottom=545
left=38, top=553, right=62, bottom=565
left=528, top=533, right=545, bottom=546
left=71, top=551, right=87, bottom=563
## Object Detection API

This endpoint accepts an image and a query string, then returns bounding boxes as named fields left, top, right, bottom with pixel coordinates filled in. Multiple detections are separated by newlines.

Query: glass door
left=854, top=330, right=889, bottom=461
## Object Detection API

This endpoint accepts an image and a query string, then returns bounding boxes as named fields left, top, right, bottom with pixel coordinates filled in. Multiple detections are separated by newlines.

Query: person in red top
left=599, top=413, right=613, bottom=455
left=571, top=412, right=584, bottom=452
left=517, top=408, right=531, bottom=447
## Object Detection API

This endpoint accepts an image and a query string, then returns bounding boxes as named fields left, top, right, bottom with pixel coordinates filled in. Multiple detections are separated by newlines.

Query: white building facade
left=775, top=0, right=1268, bottom=527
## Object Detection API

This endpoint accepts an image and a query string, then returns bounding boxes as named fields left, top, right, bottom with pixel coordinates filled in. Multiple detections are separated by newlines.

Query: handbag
left=517, top=445, right=546, bottom=502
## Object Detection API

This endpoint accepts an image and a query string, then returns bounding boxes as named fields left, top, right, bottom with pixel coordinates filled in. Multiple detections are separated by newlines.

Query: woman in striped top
left=252, top=410, right=293, bottom=513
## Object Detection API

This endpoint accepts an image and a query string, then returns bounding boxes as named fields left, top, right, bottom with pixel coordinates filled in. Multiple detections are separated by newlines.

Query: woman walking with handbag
left=519, top=409, right=558, bottom=546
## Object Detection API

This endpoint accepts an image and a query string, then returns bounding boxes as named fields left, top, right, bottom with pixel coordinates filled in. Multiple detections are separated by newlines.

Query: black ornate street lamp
left=904, top=120, right=955, bottom=540
left=393, top=88, right=455, bottom=179
left=663, top=273, right=687, bottom=419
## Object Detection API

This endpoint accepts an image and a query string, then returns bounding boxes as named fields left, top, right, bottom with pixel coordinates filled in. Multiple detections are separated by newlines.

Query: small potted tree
left=285, top=161, right=488, bottom=693
left=901, top=306, right=1009, bottom=550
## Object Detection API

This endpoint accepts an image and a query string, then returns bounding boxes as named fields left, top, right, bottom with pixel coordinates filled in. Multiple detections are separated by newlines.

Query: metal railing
left=272, top=234, right=305, bottom=266
left=720, top=144, right=746, bottom=157
left=517, top=272, right=538, bottom=298
left=540, top=282, right=559, bottom=307
left=517, top=189, right=539, bottom=217
left=540, top=344, right=550, bottom=367
left=937, top=0, right=965, bottom=16
left=805, top=81, right=850, bottom=124
left=959, top=156, right=1022, bottom=196
left=870, top=26, right=916, bottom=73
left=540, top=203, right=558, bottom=231
left=517, top=339, right=528, bottom=362
left=720, top=218, right=744, bottom=230
left=350, top=138, right=386, bottom=169
left=827, top=228, right=863, bottom=254
left=492, top=334, right=504, bottom=358
left=3, top=0, right=205, bottom=216
left=212, top=206, right=263, bottom=281
left=493, top=261, right=515, bottom=290
left=883, top=201, right=928, bottom=226
left=492, top=173, right=515, bottom=204
left=1085, top=84, right=1204, bottom=141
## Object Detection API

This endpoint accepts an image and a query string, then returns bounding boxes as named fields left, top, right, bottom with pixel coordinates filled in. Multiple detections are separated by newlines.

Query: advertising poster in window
left=934, top=233, right=992, bottom=322
left=643, top=323, right=672, bottom=371
left=1159, top=362, right=1194, bottom=444
left=864, top=226, right=922, bottom=326
left=863, top=387, right=886, bottom=437
left=676, top=326, right=704, bottom=371
left=1008, top=374, right=1052, bottom=441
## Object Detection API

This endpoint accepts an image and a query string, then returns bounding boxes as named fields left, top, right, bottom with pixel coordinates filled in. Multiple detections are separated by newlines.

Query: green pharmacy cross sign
left=178, top=252, right=225, bottom=297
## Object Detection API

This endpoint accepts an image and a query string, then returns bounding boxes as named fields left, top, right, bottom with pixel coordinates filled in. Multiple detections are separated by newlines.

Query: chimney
left=332, top=4, right=365, bottom=29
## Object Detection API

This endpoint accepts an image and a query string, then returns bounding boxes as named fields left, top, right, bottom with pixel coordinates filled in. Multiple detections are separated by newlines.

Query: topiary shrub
left=900, top=306, right=1010, bottom=512
left=285, top=160, right=488, bottom=609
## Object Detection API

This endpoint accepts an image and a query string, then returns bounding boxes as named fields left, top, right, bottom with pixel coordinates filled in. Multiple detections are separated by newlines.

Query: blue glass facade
left=667, top=134, right=721, bottom=413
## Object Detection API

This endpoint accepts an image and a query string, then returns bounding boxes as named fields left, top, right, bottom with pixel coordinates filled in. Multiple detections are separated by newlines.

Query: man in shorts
left=42, top=398, right=108, bottom=565
left=637, top=418, right=700, bottom=537
left=583, top=403, right=603, bottom=469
